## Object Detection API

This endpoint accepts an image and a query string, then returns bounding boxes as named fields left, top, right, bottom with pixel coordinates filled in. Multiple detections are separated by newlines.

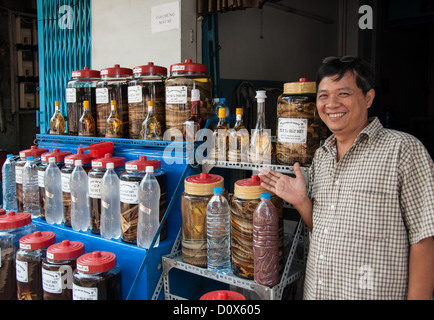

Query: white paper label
left=166, top=86, right=187, bottom=104
left=139, top=203, right=151, bottom=215
left=120, top=180, right=139, bottom=204
left=151, top=1, right=180, bottom=34
left=66, top=88, right=77, bottom=103
left=128, top=86, right=143, bottom=103
left=15, top=166, right=23, bottom=184
left=278, top=118, right=308, bottom=144
left=73, top=283, right=98, bottom=300
left=38, top=170, right=45, bottom=187
left=42, top=269, right=62, bottom=294
left=96, top=88, right=109, bottom=104
left=61, top=172, right=71, bottom=193
left=16, top=260, right=28, bottom=283
left=88, top=177, right=102, bottom=199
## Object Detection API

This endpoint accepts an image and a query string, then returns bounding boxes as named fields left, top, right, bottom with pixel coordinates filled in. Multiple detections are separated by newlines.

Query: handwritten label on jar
left=61, top=173, right=71, bottom=193
left=42, top=268, right=62, bottom=294
left=120, top=180, right=139, bottom=204
left=128, top=86, right=143, bottom=103
left=278, top=118, right=308, bottom=144
left=96, top=88, right=109, bottom=104
left=66, top=88, right=77, bottom=103
left=73, top=283, right=98, bottom=300
left=88, top=177, right=102, bottom=199
left=166, top=86, right=187, bottom=104
left=38, top=170, right=45, bottom=187
left=15, top=166, right=23, bottom=184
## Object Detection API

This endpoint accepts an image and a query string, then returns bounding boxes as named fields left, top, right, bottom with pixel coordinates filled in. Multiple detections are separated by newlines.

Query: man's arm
left=407, top=236, right=434, bottom=300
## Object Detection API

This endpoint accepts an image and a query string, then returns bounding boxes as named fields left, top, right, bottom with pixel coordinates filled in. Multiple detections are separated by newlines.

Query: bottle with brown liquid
left=211, top=108, right=228, bottom=161
left=106, top=100, right=123, bottom=138
left=49, top=101, right=65, bottom=135
left=228, top=108, right=249, bottom=162
left=182, top=88, right=205, bottom=141
left=139, top=101, right=162, bottom=140
left=78, top=101, right=95, bottom=136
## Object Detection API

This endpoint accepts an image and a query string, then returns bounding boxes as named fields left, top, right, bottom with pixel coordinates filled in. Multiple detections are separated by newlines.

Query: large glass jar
left=42, top=240, right=85, bottom=300
left=0, top=211, right=34, bottom=300
left=128, top=62, right=167, bottom=138
left=66, top=67, right=100, bottom=136
left=165, top=59, right=212, bottom=136
left=16, top=231, right=56, bottom=300
left=72, top=251, right=122, bottom=300
left=180, top=173, right=224, bottom=267
left=276, top=78, right=321, bottom=166
left=96, top=64, right=132, bottom=137
left=16, top=146, right=49, bottom=212
left=38, top=149, right=71, bottom=221
left=120, top=156, right=167, bottom=244
left=88, top=153, right=125, bottom=234
left=230, top=175, right=283, bottom=279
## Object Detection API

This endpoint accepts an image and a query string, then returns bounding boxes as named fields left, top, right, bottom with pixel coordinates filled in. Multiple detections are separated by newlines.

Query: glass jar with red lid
left=180, top=172, right=225, bottom=267
left=128, top=62, right=167, bottom=138
left=96, top=64, right=133, bottom=137
left=88, top=153, right=125, bottom=234
left=165, top=59, right=212, bottom=135
left=42, top=240, right=85, bottom=300
left=66, top=66, right=100, bottom=136
left=72, top=251, right=122, bottom=300
left=0, top=211, right=34, bottom=300
left=16, top=231, right=56, bottom=300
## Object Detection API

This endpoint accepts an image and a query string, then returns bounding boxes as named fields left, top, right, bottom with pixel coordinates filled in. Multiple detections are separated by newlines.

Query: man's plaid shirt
left=305, top=117, right=434, bottom=299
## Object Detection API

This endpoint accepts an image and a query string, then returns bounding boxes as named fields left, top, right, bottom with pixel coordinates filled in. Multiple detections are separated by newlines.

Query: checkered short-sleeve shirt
left=304, top=117, right=434, bottom=300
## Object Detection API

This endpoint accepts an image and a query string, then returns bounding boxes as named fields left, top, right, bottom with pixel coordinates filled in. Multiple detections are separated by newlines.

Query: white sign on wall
left=151, top=1, right=180, bottom=33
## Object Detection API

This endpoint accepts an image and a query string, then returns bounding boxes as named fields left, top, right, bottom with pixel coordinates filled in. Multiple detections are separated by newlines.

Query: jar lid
left=77, top=251, right=117, bottom=273
left=92, top=153, right=125, bottom=168
left=184, top=173, right=224, bottom=195
left=125, top=156, right=161, bottom=171
left=19, top=231, right=56, bottom=250
left=100, top=64, right=133, bottom=78
left=41, top=149, right=71, bottom=163
left=64, top=147, right=93, bottom=165
left=82, top=141, right=115, bottom=159
left=19, top=145, right=49, bottom=159
left=133, top=62, right=167, bottom=77
left=71, top=66, right=100, bottom=79
left=47, top=240, right=85, bottom=260
left=0, top=211, right=32, bottom=230
left=170, top=59, right=207, bottom=74
left=0, top=209, right=5, bottom=215
left=283, top=78, right=316, bottom=94
left=234, top=175, right=273, bottom=200
left=200, top=290, right=246, bottom=300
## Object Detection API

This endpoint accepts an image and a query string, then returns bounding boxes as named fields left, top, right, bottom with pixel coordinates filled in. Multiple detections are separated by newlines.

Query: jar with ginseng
left=230, top=175, right=284, bottom=279
left=128, top=62, right=167, bottom=138
left=16, top=231, right=56, bottom=300
left=96, top=64, right=132, bottom=137
left=120, top=156, right=167, bottom=244
left=88, top=154, right=125, bottom=234
left=165, top=59, right=212, bottom=135
left=276, top=78, right=321, bottom=166
left=66, top=67, right=100, bottom=136
left=180, top=173, right=224, bottom=267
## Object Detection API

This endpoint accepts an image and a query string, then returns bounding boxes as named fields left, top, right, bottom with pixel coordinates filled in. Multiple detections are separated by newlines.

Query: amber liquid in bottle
left=228, top=108, right=249, bottom=162
left=78, top=100, right=95, bottom=137
left=49, top=101, right=65, bottom=135
left=182, top=100, right=205, bottom=141
left=106, top=100, right=123, bottom=138
left=139, top=101, right=162, bottom=140
left=211, top=108, right=228, bottom=160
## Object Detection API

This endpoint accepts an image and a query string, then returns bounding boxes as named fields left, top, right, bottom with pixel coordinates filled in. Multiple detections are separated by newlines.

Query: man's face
left=316, top=71, right=375, bottom=140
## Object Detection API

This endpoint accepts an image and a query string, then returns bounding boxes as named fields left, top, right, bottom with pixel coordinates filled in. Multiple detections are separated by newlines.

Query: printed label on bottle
left=16, top=260, right=28, bottom=283
left=73, top=283, right=98, bottom=300
left=96, top=88, right=109, bottom=104
left=61, top=173, right=71, bottom=193
left=120, top=180, right=139, bottom=204
left=15, top=166, right=23, bottom=184
left=128, top=85, right=142, bottom=103
left=66, top=88, right=77, bottom=103
left=139, top=203, right=151, bottom=215
left=88, top=177, right=102, bottom=199
left=278, top=118, right=308, bottom=144
left=166, top=86, right=188, bottom=104
left=45, top=190, right=54, bottom=198
left=42, top=268, right=62, bottom=294
left=101, top=200, right=110, bottom=209
left=38, top=170, right=45, bottom=187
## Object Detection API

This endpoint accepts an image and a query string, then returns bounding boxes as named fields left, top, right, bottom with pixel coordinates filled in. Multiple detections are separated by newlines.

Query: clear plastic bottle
left=22, top=157, right=40, bottom=218
left=100, top=162, right=121, bottom=240
left=253, top=192, right=280, bottom=287
left=137, top=166, right=160, bottom=249
left=44, top=157, right=64, bottom=225
left=2, top=154, right=17, bottom=212
left=70, top=160, right=91, bottom=232
left=206, top=186, right=231, bottom=274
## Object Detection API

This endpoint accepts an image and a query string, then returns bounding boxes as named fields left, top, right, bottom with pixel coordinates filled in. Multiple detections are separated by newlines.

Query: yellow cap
left=147, top=100, right=154, bottom=107
left=83, top=100, right=89, bottom=109
left=110, top=100, right=117, bottom=110
left=236, top=108, right=243, bottom=115
left=55, top=101, right=60, bottom=107
left=218, top=108, right=226, bottom=118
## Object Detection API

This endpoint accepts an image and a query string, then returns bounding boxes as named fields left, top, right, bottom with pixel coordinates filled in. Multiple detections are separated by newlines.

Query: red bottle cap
left=91, top=153, right=125, bottom=169
left=77, top=251, right=117, bottom=273
left=235, top=175, right=261, bottom=187
left=185, top=172, right=222, bottom=184
left=100, top=64, right=132, bottom=78
left=170, top=59, right=207, bottom=74
left=0, top=211, right=32, bottom=230
left=19, top=145, right=49, bottom=159
left=71, top=66, right=100, bottom=79
left=125, top=156, right=161, bottom=171
left=133, top=62, right=167, bottom=77
left=41, top=149, right=71, bottom=163
left=200, top=290, right=246, bottom=300
left=19, top=231, right=56, bottom=250
left=82, top=141, right=114, bottom=159
left=47, top=240, right=85, bottom=260
left=65, top=147, right=93, bottom=165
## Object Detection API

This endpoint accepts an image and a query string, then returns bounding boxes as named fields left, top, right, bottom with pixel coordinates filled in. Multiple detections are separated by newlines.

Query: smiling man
left=259, top=56, right=434, bottom=300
